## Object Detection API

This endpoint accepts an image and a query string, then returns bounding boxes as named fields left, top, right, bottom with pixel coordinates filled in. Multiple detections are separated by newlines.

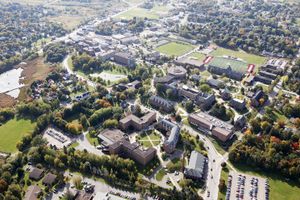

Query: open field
left=188, top=52, right=206, bottom=61
left=156, top=42, right=196, bottom=57
left=218, top=166, right=230, bottom=200
left=209, top=56, right=248, bottom=73
left=231, top=163, right=300, bottom=200
left=115, top=7, right=159, bottom=20
left=47, top=15, right=85, bottom=31
left=0, top=118, right=36, bottom=153
left=211, top=47, right=267, bottom=67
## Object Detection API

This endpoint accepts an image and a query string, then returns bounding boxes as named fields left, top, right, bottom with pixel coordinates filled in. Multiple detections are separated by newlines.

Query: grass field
left=115, top=7, right=159, bottom=20
left=231, top=163, right=300, bottom=200
left=156, top=169, right=166, bottom=181
left=211, top=47, right=267, bottom=66
left=137, top=131, right=161, bottom=148
left=0, top=118, right=36, bottom=153
left=188, top=52, right=206, bottom=61
left=156, top=42, right=195, bottom=57
left=218, top=167, right=230, bottom=200
left=209, top=56, right=248, bottom=73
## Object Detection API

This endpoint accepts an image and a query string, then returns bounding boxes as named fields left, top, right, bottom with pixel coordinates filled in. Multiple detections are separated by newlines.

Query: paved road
left=75, top=131, right=104, bottom=156
left=182, top=125, right=228, bottom=200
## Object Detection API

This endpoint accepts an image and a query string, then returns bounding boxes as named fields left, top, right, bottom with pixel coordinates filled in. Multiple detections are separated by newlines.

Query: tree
left=72, top=176, right=82, bottom=190
left=185, top=101, right=194, bottom=113
left=199, top=84, right=211, bottom=93
left=0, top=179, right=8, bottom=193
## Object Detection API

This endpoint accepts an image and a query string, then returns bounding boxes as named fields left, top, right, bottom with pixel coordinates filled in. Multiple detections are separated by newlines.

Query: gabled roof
left=185, top=151, right=206, bottom=178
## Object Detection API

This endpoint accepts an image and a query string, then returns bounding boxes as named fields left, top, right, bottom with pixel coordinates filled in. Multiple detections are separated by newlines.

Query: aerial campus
left=0, top=0, right=300, bottom=200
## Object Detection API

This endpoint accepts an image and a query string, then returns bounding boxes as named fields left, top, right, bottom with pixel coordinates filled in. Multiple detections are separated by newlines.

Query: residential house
left=29, top=168, right=44, bottom=181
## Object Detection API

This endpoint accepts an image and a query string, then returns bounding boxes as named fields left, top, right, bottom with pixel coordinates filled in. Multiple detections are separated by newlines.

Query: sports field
left=211, top=47, right=267, bottom=66
left=0, top=118, right=36, bottom=153
left=115, top=7, right=159, bottom=20
left=188, top=52, right=206, bottom=61
left=155, top=42, right=195, bottom=57
left=209, top=56, right=248, bottom=73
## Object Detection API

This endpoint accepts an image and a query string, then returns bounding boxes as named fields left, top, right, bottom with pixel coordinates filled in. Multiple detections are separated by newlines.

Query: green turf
left=0, top=118, right=36, bottom=153
left=209, top=56, right=248, bottom=73
left=156, top=169, right=166, bottom=181
left=188, top=52, right=206, bottom=61
left=231, top=163, right=300, bottom=200
left=115, top=7, right=159, bottom=20
left=156, top=42, right=196, bottom=57
left=211, top=47, right=267, bottom=67
left=218, top=167, right=230, bottom=200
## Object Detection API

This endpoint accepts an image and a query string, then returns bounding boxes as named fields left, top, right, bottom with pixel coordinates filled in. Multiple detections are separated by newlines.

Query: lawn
left=231, top=163, right=300, bottom=200
left=137, top=131, right=161, bottom=147
left=115, top=7, right=160, bottom=20
left=188, top=52, right=206, bottom=61
left=156, top=169, right=166, bottom=181
left=156, top=42, right=196, bottom=57
left=211, top=47, right=267, bottom=67
left=218, top=166, right=230, bottom=200
left=0, top=118, right=36, bottom=153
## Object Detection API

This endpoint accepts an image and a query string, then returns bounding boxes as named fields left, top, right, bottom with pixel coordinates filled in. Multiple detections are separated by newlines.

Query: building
left=24, top=185, right=41, bottom=200
left=207, top=78, right=224, bottom=89
left=94, top=191, right=127, bottom=200
left=42, top=173, right=57, bottom=186
left=188, top=112, right=234, bottom=142
left=184, top=151, right=207, bottom=180
left=235, top=115, right=247, bottom=129
left=98, top=129, right=125, bottom=146
left=167, top=66, right=187, bottom=79
left=112, top=52, right=136, bottom=68
left=29, top=168, right=44, bottom=180
left=156, top=119, right=180, bottom=153
left=229, top=98, right=246, bottom=111
left=149, top=96, right=175, bottom=113
left=220, top=87, right=232, bottom=100
left=251, top=90, right=265, bottom=107
left=119, top=111, right=156, bottom=131
left=109, top=139, right=156, bottom=165
left=154, top=75, right=175, bottom=86
left=177, top=85, right=216, bottom=109
left=208, top=59, right=246, bottom=80
left=74, top=191, right=93, bottom=200
left=254, top=75, right=272, bottom=85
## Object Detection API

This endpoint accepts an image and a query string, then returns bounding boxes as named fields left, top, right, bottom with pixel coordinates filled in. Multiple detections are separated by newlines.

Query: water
left=0, top=68, right=24, bottom=98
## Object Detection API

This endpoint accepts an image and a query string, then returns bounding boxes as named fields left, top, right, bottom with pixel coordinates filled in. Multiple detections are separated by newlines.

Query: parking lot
left=226, top=171, right=269, bottom=200
left=43, top=127, right=73, bottom=149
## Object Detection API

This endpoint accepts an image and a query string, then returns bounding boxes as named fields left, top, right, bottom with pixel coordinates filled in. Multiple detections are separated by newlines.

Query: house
left=119, top=111, right=156, bottom=131
left=29, top=168, right=44, bottom=180
left=230, top=98, right=246, bottom=111
left=42, top=173, right=57, bottom=186
left=109, top=139, right=156, bottom=165
left=24, top=185, right=41, bottom=200
left=149, top=96, right=175, bottom=113
left=184, top=151, right=207, bottom=180
left=156, top=119, right=180, bottom=153
left=188, top=112, right=234, bottom=143
left=251, top=90, right=265, bottom=107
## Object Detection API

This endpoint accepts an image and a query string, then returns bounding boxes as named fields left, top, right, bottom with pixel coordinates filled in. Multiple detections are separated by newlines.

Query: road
left=62, top=55, right=96, bottom=88
left=75, top=131, right=104, bottom=156
left=182, top=125, right=228, bottom=200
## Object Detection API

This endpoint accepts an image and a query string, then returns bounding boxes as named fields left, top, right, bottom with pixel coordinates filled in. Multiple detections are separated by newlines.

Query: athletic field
left=209, top=56, right=248, bottom=73
left=155, top=42, right=195, bottom=57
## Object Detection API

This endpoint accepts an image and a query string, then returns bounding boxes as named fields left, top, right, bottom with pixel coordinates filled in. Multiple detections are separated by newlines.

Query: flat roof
left=98, top=129, right=125, bottom=145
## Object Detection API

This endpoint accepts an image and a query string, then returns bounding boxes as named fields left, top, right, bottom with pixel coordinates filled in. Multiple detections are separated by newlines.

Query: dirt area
left=0, top=94, right=16, bottom=108
left=0, top=57, right=52, bottom=108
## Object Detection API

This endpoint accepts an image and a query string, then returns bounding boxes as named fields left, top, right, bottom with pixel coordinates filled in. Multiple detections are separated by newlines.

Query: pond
left=0, top=68, right=24, bottom=98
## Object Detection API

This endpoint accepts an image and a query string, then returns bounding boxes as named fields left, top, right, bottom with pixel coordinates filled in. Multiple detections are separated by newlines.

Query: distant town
left=0, top=0, right=299, bottom=200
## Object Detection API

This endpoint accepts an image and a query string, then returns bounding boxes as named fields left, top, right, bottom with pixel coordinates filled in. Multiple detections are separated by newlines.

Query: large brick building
left=188, top=112, right=234, bottom=143
left=119, top=111, right=156, bottom=131
left=156, top=119, right=180, bottom=153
